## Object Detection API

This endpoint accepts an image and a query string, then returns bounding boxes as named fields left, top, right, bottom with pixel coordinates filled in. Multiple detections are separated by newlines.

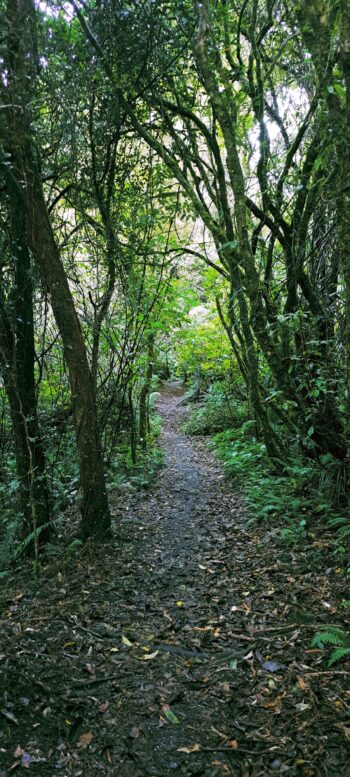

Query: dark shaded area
left=0, top=384, right=349, bottom=776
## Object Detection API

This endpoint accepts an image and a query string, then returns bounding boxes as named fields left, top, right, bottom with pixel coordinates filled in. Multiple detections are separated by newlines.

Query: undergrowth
left=109, top=408, right=164, bottom=491
left=184, top=389, right=350, bottom=560
left=183, top=383, right=249, bottom=435
left=211, top=426, right=349, bottom=554
left=0, top=407, right=163, bottom=574
left=109, top=445, right=164, bottom=491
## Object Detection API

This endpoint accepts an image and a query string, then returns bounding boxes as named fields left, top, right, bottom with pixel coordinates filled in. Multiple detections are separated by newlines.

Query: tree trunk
left=0, top=297, right=51, bottom=547
left=2, top=0, right=111, bottom=540
left=12, top=203, right=51, bottom=541
left=129, top=386, right=137, bottom=464
left=139, top=335, right=154, bottom=449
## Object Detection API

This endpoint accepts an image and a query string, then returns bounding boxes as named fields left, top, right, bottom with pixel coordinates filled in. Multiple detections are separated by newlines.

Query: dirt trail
left=0, top=383, right=349, bottom=776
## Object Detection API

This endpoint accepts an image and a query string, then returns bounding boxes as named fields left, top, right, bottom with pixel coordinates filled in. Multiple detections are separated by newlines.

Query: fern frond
left=14, top=520, right=53, bottom=558
left=327, top=516, right=348, bottom=528
left=311, top=627, right=347, bottom=648
left=328, top=647, right=350, bottom=666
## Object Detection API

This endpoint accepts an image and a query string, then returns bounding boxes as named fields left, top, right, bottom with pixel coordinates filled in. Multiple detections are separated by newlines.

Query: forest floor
left=1, top=382, right=350, bottom=776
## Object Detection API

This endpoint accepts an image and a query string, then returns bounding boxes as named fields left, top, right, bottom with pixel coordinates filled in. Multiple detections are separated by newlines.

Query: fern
left=312, top=626, right=347, bottom=648
left=14, top=520, right=53, bottom=558
left=328, top=647, right=350, bottom=666
left=327, top=516, right=348, bottom=528
left=312, top=626, right=350, bottom=666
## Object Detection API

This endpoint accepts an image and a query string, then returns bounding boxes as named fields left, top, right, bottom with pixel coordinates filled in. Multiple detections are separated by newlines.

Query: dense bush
left=183, top=382, right=249, bottom=435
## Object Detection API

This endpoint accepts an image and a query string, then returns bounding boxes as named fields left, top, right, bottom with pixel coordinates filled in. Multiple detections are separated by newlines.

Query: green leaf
left=162, top=705, right=180, bottom=724
left=334, top=83, right=346, bottom=99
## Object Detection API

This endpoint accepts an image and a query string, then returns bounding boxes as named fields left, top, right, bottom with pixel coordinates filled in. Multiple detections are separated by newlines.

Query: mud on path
left=1, top=383, right=349, bottom=776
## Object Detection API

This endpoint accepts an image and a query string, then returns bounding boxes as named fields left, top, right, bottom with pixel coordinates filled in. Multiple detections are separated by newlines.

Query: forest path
left=1, top=383, right=349, bottom=776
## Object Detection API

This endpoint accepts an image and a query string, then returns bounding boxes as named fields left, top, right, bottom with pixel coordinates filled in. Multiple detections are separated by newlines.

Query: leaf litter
left=0, top=382, right=349, bottom=775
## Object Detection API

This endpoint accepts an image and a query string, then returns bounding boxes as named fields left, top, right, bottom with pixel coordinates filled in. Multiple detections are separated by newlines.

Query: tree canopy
left=0, top=0, right=349, bottom=547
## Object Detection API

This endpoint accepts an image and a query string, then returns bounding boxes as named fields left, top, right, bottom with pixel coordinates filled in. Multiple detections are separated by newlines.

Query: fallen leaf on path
left=335, top=723, right=350, bottom=740
left=262, top=660, right=282, bottom=672
left=122, top=635, right=133, bottom=647
left=162, top=705, right=180, bottom=724
left=139, top=650, right=159, bottom=660
left=295, top=702, right=310, bottom=712
left=1, top=709, right=19, bottom=725
left=298, top=676, right=308, bottom=690
left=261, top=694, right=284, bottom=710
left=77, top=732, right=94, bottom=748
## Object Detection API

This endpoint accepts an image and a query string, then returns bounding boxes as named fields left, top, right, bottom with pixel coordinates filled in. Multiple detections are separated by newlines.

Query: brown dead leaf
left=228, top=739, right=238, bottom=749
left=212, top=761, right=230, bottom=772
left=335, top=723, right=350, bottom=740
left=177, top=744, right=201, bottom=753
left=99, top=701, right=110, bottom=714
left=298, top=676, right=308, bottom=691
left=260, top=694, right=284, bottom=711
left=77, top=732, right=94, bottom=749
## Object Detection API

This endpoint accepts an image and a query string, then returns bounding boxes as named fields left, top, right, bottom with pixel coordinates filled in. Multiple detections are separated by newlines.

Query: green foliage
left=110, top=445, right=164, bottom=491
left=174, top=303, right=239, bottom=384
left=65, top=538, right=84, bottom=557
left=109, top=401, right=163, bottom=489
left=211, top=425, right=350, bottom=550
left=312, top=626, right=350, bottom=666
left=183, top=383, right=248, bottom=435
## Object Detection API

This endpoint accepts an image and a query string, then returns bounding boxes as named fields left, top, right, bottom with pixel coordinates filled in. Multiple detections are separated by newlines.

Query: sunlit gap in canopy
left=249, top=86, right=310, bottom=148
left=247, top=85, right=310, bottom=198
left=36, top=0, right=74, bottom=21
